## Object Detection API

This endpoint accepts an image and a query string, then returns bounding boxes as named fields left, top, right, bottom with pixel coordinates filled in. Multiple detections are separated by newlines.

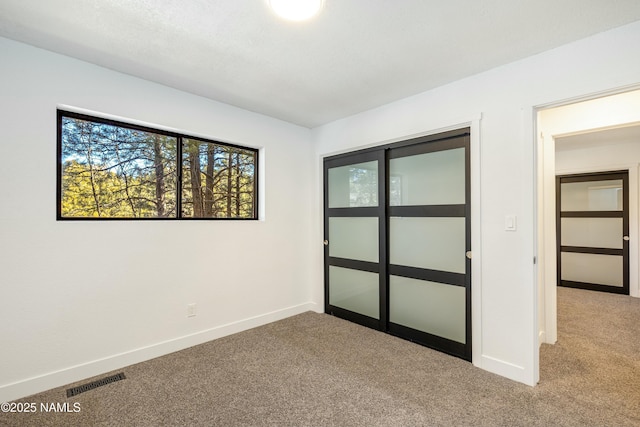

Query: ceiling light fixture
left=268, top=0, right=324, bottom=21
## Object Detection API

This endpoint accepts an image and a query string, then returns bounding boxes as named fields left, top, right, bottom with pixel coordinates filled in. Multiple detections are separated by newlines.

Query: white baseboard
left=479, top=354, right=535, bottom=386
left=0, top=302, right=317, bottom=403
left=539, top=330, right=546, bottom=346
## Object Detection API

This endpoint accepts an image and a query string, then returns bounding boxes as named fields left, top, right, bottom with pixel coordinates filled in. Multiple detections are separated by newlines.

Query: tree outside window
left=58, top=111, right=257, bottom=220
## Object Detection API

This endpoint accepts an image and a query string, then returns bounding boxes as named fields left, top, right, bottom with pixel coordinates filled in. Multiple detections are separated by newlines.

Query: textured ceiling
left=1, top=0, right=640, bottom=128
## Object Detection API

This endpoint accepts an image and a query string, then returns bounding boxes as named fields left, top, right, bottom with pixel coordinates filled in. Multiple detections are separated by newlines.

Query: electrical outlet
left=187, top=303, right=197, bottom=317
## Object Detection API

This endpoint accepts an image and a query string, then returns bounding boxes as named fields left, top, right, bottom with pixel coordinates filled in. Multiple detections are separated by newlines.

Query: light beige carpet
left=2, top=287, right=639, bottom=426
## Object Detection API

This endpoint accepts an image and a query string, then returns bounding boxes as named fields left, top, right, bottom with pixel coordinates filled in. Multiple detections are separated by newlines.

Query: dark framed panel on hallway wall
left=556, top=170, right=629, bottom=295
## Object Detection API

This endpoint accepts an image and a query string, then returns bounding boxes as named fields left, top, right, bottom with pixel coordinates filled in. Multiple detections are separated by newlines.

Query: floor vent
left=66, top=372, right=126, bottom=397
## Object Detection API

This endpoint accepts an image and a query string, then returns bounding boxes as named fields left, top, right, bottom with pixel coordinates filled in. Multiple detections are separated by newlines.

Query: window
left=57, top=110, right=258, bottom=220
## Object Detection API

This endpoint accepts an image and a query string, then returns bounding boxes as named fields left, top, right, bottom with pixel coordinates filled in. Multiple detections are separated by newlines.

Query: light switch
left=505, top=215, right=517, bottom=231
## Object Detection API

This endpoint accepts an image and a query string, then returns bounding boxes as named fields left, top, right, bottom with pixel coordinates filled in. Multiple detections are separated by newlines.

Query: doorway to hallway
left=537, top=87, right=640, bottom=347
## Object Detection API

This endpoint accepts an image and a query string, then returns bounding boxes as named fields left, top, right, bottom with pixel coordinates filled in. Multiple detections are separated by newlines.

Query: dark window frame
left=57, top=110, right=259, bottom=221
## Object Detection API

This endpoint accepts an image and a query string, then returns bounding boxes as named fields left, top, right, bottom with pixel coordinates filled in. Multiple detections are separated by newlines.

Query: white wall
left=0, top=37, right=316, bottom=402
left=556, top=133, right=640, bottom=172
left=312, top=20, right=640, bottom=386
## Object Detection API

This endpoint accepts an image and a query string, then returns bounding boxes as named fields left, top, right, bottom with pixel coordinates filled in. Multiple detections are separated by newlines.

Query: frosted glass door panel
left=328, top=161, right=378, bottom=208
left=329, top=217, right=379, bottom=262
left=561, top=253, right=623, bottom=287
left=389, top=148, right=465, bottom=206
left=389, top=276, right=466, bottom=343
left=561, top=218, right=623, bottom=249
left=329, top=266, right=379, bottom=318
left=390, top=217, right=465, bottom=273
left=561, top=180, right=623, bottom=211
